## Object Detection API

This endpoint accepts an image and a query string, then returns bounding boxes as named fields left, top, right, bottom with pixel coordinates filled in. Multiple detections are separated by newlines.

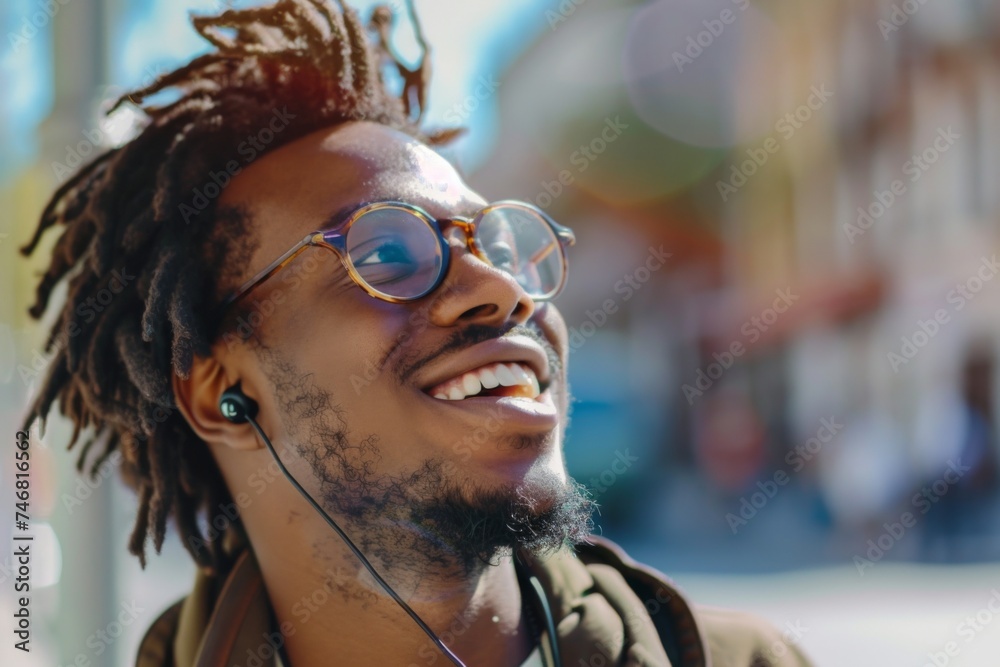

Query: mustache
left=396, top=320, right=562, bottom=387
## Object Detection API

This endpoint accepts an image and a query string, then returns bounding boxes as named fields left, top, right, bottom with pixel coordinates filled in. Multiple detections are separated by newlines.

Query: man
left=21, top=1, right=813, bottom=665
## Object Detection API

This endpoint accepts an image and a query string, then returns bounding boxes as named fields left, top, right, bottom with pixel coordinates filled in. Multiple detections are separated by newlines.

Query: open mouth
left=425, top=361, right=551, bottom=402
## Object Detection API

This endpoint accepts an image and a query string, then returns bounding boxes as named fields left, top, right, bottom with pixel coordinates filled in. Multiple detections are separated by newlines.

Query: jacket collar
left=143, top=532, right=707, bottom=667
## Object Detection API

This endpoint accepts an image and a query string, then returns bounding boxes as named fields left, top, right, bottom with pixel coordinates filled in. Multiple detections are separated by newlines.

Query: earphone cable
left=245, top=415, right=466, bottom=667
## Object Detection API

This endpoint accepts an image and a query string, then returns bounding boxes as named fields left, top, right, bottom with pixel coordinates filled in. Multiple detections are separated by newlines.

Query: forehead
left=220, top=121, right=485, bottom=272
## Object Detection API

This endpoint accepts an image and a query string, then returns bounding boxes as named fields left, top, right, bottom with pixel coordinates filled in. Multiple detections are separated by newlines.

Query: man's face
left=215, top=121, right=591, bottom=573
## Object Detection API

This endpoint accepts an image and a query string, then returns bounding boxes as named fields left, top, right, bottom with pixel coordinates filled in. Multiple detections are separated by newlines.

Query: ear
left=172, top=353, right=262, bottom=452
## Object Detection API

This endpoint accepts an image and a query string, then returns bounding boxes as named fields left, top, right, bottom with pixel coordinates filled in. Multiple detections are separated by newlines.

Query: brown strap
left=194, top=550, right=268, bottom=667
left=135, top=599, right=184, bottom=667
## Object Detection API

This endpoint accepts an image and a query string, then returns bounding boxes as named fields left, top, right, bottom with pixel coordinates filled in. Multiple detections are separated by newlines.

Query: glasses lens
left=476, top=205, right=564, bottom=297
left=345, top=206, right=444, bottom=299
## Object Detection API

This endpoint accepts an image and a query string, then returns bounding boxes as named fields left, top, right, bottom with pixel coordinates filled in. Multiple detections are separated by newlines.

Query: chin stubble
left=257, top=345, right=595, bottom=579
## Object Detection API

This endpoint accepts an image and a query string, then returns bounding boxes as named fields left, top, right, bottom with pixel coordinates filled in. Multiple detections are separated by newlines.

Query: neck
left=253, top=533, right=537, bottom=667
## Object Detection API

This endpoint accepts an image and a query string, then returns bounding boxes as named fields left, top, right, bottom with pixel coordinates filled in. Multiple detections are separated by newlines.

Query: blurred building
left=6, top=0, right=1000, bottom=664
left=469, top=0, right=1000, bottom=564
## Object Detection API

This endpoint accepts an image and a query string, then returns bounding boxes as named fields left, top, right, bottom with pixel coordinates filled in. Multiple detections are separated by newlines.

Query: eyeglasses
left=222, top=200, right=576, bottom=309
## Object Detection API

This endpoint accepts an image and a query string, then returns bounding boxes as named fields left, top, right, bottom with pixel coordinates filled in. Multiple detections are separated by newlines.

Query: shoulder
left=576, top=535, right=814, bottom=667
left=694, top=605, right=813, bottom=667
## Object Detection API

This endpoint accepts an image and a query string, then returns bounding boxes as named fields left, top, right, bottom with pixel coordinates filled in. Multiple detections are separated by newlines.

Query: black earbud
left=213, top=378, right=469, bottom=666
left=219, top=381, right=259, bottom=424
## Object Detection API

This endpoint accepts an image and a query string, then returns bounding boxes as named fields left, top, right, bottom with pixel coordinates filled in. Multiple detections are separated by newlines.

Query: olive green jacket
left=135, top=535, right=813, bottom=666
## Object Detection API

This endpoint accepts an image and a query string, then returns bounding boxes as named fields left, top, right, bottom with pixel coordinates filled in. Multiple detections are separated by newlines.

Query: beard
left=344, top=458, right=596, bottom=578
left=258, top=344, right=595, bottom=580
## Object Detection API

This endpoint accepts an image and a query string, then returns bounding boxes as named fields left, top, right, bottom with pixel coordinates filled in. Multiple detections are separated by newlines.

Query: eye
left=355, top=241, right=410, bottom=265
left=352, top=237, right=419, bottom=285
left=478, top=217, right=520, bottom=272
left=487, top=242, right=517, bottom=271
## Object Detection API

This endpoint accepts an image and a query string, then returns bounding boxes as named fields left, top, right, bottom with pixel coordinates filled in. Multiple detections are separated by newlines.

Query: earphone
left=218, top=382, right=466, bottom=667
left=219, top=381, right=258, bottom=424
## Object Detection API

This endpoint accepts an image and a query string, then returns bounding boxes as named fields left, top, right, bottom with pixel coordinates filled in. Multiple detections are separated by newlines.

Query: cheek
left=537, top=303, right=569, bottom=364
left=265, top=284, right=402, bottom=386
left=310, top=301, right=413, bottom=397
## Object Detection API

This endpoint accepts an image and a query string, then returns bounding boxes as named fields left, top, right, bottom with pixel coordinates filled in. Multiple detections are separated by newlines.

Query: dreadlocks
left=20, top=0, right=453, bottom=572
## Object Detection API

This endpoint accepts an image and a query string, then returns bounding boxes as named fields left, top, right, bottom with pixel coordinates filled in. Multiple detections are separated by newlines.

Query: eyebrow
left=319, top=201, right=369, bottom=231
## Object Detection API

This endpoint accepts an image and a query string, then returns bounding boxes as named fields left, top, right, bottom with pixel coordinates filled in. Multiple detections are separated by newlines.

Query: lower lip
left=420, top=385, right=559, bottom=429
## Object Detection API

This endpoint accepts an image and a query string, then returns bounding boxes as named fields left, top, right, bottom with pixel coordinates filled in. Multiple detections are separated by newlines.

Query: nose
left=426, top=223, right=536, bottom=328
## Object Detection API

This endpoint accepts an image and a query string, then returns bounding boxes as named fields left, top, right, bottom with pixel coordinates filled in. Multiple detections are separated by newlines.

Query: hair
left=20, top=0, right=456, bottom=572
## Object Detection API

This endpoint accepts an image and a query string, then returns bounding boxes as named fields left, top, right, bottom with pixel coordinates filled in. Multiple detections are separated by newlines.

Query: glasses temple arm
left=222, top=233, right=318, bottom=309
left=526, top=228, right=575, bottom=265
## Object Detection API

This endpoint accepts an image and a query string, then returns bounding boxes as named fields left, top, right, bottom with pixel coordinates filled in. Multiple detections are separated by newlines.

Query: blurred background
left=3, top=0, right=1000, bottom=664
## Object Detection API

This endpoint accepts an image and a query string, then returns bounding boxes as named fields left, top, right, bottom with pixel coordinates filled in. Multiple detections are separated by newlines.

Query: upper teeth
left=430, top=362, right=541, bottom=401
